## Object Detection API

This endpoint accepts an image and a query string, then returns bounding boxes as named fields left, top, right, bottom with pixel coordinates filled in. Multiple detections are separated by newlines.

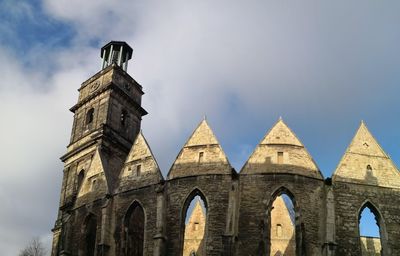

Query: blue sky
left=1, top=0, right=399, bottom=254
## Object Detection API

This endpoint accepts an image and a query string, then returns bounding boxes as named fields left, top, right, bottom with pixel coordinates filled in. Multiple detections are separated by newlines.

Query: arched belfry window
left=267, top=187, right=298, bottom=256
left=358, top=201, right=387, bottom=255
left=182, top=189, right=208, bottom=256
left=124, top=201, right=145, bottom=256
left=86, top=108, right=94, bottom=125
left=80, top=214, right=97, bottom=256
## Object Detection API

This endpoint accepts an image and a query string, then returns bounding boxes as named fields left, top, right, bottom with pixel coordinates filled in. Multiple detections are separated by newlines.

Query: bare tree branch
left=19, top=237, right=47, bottom=256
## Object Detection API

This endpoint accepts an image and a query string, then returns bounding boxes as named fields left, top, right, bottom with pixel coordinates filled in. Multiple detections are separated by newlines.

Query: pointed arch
left=123, top=200, right=146, bottom=256
left=266, top=186, right=301, bottom=256
left=269, top=186, right=297, bottom=208
left=180, top=188, right=208, bottom=255
left=358, top=200, right=388, bottom=255
left=80, top=213, right=97, bottom=256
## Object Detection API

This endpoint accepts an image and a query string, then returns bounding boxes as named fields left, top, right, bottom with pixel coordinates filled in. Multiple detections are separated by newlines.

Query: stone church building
left=51, top=41, right=400, bottom=256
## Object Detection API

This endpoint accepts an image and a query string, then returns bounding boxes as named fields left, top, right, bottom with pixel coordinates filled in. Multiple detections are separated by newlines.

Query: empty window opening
left=112, top=50, right=120, bottom=63
left=198, top=152, right=204, bottom=163
left=91, top=179, right=97, bottom=191
left=194, top=222, right=199, bottom=231
left=77, top=170, right=85, bottom=192
left=136, top=165, right=141, bottom=177
left=82, top=214, right=97, bottom=256
left=359, top=205, right=382, bottom=255
left=124, top=202, right=145, bottom=256
left=276, top=224, right=283, bottom=237
left=277, top=152, right=284, bottom=164
left=86, top=108, right=94, bottom=125
left=183, top=195, right=207, bottom=256
left=121, top=109, right=128, bottom=126
left=269, top=193, right=295, bottom=256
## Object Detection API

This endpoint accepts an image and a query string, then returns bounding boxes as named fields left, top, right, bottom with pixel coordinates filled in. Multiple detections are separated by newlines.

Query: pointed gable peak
left=333, top=121, right=400, bottom=188
left=188, top=199, right=206, bottom=224
left=261, top=118, right=303, bottom=147
left=118, top=131, right=163, bottom=191
left=193, top=199, right=205, bottom=215
left=185, top=119, right=219, bottom=147
left=126, top=131, right=159, bottom=165
left=167, top=118, right=232, bottom=179
left=241, top=118, right=322, bottom=178
left=347, top=121, right=387, bottom=157
left=78, top=149, right=109, bottom=197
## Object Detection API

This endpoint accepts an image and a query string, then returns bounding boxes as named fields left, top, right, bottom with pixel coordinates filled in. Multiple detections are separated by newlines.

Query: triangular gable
left=185, top=120, right=219, bottom=146
left=261, top=118, right=303, bottom=146
left=333, top=122, right=400, bottom=188
left=241, top=119, right=322, bottom=179
left=188, top=200, right=206, bottom=224
left=118, top=131, right=163, bottom=191
left=167, top=119, right=232, bottom=180
left=77, top=149, right=109, bottom=197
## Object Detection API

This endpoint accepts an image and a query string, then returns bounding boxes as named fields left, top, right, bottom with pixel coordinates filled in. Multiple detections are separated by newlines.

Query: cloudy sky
left=1, top=0, right=400, bottom=254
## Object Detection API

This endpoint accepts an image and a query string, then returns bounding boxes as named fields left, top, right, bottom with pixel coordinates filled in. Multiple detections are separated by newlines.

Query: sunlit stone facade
left=51, top=41, right=400, bottom=256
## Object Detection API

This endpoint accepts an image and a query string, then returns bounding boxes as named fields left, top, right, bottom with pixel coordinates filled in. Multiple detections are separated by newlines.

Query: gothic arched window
left=81, top=214, right=97, bottom=256
left=182, top=190, right=207, bottom=256
left=124, top=201, right=145, bottom=256
left=268, top=188, right=296, bottom=256
left=359, top=202, right=387, bottom=255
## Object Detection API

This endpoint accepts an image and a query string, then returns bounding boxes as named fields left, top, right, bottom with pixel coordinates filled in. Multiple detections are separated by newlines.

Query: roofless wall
left=51, top=41, right=400, bottom=256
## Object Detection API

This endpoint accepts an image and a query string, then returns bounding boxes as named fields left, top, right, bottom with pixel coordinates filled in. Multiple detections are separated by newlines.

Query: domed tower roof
left=333, top=121, right=400, bottom=188
left=167, top=119, right=232, bottom=180
left=241, top=118, right=323, bottom=179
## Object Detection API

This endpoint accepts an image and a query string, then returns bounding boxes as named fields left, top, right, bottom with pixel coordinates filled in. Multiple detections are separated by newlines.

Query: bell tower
left=52, top=41, right=147, bottom=255
left=67, top=41, right=146, bottom=148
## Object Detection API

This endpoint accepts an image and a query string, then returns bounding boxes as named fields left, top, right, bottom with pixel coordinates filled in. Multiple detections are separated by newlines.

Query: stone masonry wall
left=238, top=174, right=325, bottom=256
left=333, top=181, right=400, bottom=256
left=165, top=174, right=232, bottom=256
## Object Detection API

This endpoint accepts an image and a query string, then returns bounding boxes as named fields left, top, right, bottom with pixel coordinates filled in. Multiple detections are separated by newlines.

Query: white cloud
left=0, top=44, right=97, bottom=255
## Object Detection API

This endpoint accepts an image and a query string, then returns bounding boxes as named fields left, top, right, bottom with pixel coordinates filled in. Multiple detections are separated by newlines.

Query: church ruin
left=51, top=41, right=400, bottom=256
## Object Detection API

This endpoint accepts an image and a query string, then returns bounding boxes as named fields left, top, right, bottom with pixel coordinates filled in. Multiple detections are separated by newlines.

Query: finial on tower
left=101, top=41, right=133, bottom=71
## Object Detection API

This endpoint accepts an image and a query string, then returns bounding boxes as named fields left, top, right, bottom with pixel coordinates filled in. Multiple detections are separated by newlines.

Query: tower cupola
left=101, top=41, right=133, bottom=71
